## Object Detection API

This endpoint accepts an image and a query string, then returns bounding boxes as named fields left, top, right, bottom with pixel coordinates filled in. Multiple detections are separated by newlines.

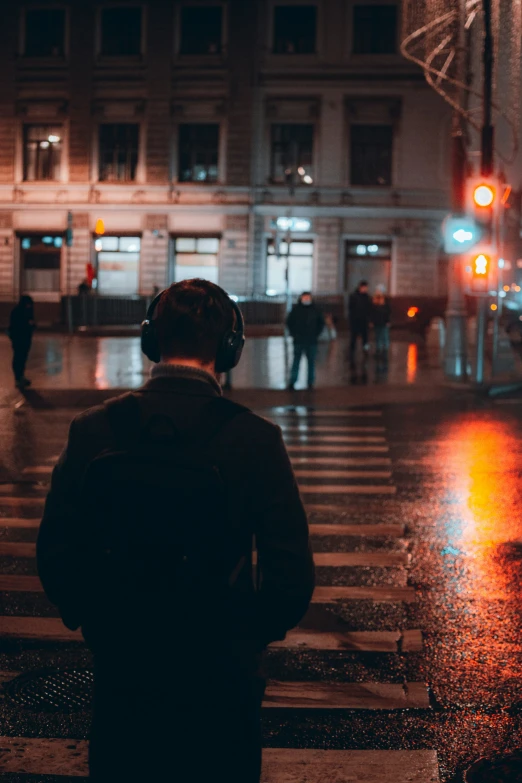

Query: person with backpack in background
left=349, top=280, right=372, bottom=365
left=286, top=291, right=325, bottom=390
left=37, top=279, right=315, bottom=783
left=8, top=294, right=36, bottom=388
left=371, top=286, right=392, bottom=358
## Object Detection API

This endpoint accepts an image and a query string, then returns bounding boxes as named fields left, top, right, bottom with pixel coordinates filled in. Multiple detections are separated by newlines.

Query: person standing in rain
left=8, top=295, right=36, bottom=388
left=286, top=292, right=325, bottom=390
left=349, top=280, right=372, bottom=364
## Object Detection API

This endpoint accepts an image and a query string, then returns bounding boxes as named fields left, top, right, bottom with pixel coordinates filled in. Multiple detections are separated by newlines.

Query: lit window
left=100, top=7, right=142, bottom=56
left=24, top=9, right=65, bottom=57
left=350, top=125, right=393, bottom=186
left=353, top=5, right=397, bottom=55
left=173, top=236, right=220, bottom=284
left=23, top=125, right=63, bottom=181
left=266, top=239, right=314, bottom=294
left=97, top=236, right=141, bottom=296
left=99, top=124, right=139, bottom=182
left=273, top=6, right=317, bottom=54
left=271, top=124, right=314, bottom=184
left=180, top=6, right=222, bottom=54
left=178, top=124, right=219, bottom=183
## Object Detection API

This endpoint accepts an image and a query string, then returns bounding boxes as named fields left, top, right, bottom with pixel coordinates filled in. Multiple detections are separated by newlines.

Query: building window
left=96, top=235, right=140, bottom=295
left=267, top=239, right=314, bottom=295
left=345, top=240, right=392, bottom=295
left=100, top=7, right=142, bottom=56
left=273, top=5, right=316, bottom=54
left=180, top=6, right=222, bottom=55
left=350, top=125, right=393, bottom=186
left=353, top=5, right=397, bottom=54
left=20, top=235, right=62, bottom=293
left=23, top=125, right=63, bottom=181
left=178, top=124, right=219, bottom=183
left=99, top=124, right=139, bottom=182
left=270, top=124, right=314, bottom=185
left=172, top=237, right=220, bottom=284
left=24, top=9, right=66, bottom=57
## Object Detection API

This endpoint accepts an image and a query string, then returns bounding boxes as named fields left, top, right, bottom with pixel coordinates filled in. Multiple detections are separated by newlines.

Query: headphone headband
left=140, top=287, right=245, bottom=373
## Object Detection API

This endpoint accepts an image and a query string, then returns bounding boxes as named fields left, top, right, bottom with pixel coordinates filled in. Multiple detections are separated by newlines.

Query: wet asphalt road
left=0, top=392, right=522, bottom=781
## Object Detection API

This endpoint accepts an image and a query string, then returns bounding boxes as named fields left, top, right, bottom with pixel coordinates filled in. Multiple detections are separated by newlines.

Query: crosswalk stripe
left=0, top=740, right=439, bottom=781
left=0, top=497, right=44, bottom=507
left=292, top=457, right=391, bottom=466
left=0, top=518, right=39, bottom=528
left=275, top=629, right=412, bottom=652
left=0, top=544, right=407, bottom=565
left=313, top=585, right=416, bottom=603
left=309, top=523, right=405, bottom=537
left=294, top=470, right=392, bottom=479
left=0, top=577, right=415, bottom=601
left=285, top=436, right=386, bottom=443
left=287, top=445, right=389, bottom=453
left=265, top=680, right=429, bottom=709
left=299, top=485, right=397, bottom=495
left=0, top=617, right=421, bottom=653
left=22, top=466, right=53, bottom=475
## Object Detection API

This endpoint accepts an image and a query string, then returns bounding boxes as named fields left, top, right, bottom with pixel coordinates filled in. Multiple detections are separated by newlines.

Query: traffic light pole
left=474, top=0, right=494, bottom=384
left=443, top=0, right=468, bottom=380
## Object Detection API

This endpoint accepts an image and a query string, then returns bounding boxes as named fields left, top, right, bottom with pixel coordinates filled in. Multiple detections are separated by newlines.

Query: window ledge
left=96, top=55, right=145, bottom=67
left=17, top=55, right=68, bottom=67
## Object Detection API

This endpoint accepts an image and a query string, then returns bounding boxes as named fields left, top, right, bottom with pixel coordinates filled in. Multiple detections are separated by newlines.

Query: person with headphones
left=37, top=279, right=315, bottom=783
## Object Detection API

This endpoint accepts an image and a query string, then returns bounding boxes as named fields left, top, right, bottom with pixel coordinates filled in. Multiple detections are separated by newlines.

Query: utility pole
left=443, top=0, right=469, bottom=380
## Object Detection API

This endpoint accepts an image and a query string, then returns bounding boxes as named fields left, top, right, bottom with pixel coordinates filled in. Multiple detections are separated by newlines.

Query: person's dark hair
left=154, top=279, right=235, bottom=363
left=358, top=280, right=368, bottom=289
left=20, top=295, right=34, bottom=307
left=299, top=291, right=312, bottom=302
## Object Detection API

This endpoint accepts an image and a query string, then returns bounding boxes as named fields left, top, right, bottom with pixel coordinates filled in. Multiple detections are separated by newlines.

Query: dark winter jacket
left=349, top=290, right=372, bottom=325
left=371, top=300, right=392, bottom=328
left=286, top=303, right=325, bottom=344
left=37, top=366, right=315, bottom=665
left=8, top=297, right=36, bottom=343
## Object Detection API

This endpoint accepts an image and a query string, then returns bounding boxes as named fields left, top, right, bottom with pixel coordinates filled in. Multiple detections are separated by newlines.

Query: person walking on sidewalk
left=8, top=294, right=36, bottom=388
left=371, top=287, right=392, bottom=358
left=349, top=280, right=372, bottom=364
left=37, top=279, right=315, bottom=783
left=286, top=292, right=325, bottom=390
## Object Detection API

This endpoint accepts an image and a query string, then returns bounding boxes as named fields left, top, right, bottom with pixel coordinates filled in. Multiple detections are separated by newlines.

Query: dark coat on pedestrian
left=371, top=298, right=392, bottom=328
left=349, top=289, right=372, bottom=325
left=37, top=366, right=315, bottom=666
left=286, top=302, right=325, bottom=344
left=8, top=296, right=35, bottom=345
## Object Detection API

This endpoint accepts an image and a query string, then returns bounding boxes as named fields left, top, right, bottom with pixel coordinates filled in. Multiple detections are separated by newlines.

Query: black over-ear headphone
left=141, top=289, right=245, bottom=372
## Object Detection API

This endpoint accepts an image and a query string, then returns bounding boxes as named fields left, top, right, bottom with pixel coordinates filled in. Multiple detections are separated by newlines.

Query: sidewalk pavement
left=0, top=332, right=518, bottom=408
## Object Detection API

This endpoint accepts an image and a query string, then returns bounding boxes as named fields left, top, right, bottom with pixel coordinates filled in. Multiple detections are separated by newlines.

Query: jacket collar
left=143, top=363, right=222, bottom=396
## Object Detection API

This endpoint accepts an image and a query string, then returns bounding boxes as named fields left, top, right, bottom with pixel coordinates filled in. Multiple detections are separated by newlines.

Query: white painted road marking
left=299, top=484, right=397, bottom=495
left=294, top=469, right=392, bottom=479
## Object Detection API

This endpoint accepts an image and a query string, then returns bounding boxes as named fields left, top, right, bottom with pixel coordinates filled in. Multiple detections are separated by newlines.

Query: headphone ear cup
left=215, top=331, right=245, bottom=373
left=141, top=320, right=161, bottom=363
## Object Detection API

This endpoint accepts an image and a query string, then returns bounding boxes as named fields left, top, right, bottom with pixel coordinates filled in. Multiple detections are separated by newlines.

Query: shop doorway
left=344, top=240, right=392, bottom=297
left=19, top=234, right=62, bottom=294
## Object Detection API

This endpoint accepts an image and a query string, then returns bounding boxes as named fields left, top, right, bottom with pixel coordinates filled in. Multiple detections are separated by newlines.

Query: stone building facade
left=0, top=0, right=452, bottom=318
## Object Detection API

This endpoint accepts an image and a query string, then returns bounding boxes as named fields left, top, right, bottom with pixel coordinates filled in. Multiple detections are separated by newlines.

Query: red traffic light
left=473, top=183, right=496, bottom=208
left=473, top=253, right=490, bottom=275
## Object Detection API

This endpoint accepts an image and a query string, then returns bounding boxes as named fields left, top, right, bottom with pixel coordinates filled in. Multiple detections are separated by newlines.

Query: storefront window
left=96, top=235, right=140, bottom=295
left=20, top=234, right=62, bottom=292
left=266, top=239, right=313, bottom=294
left=172, top=237, right=219, bottom=283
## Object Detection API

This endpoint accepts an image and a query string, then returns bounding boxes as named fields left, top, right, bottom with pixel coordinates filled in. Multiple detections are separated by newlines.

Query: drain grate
left=3, top=668, right=94, bottom=713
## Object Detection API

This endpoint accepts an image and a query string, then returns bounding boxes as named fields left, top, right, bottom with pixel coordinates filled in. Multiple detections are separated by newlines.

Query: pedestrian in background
left=349, top=280, right=372, bottom=364
left=8, top=294, right=36, bottom=388
left=286, top=291, right=325, bottom=390
left=371, top=287, right=391, bottom=358
left=37, top=279, right=314, bottom=783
